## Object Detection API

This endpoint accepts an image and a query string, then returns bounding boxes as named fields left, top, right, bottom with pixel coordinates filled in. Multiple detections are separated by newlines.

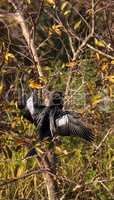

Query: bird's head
left=47, top=91, right=64, bottom=107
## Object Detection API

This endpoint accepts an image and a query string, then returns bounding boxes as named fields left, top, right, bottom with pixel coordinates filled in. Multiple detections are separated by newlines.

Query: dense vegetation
left=0, top=0, right=114, bottom=199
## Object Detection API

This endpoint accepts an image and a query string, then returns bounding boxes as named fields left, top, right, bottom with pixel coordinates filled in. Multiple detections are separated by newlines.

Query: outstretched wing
left=55, top=111, right=94, bottom=142
left=18, top=88, right=45, bottom=124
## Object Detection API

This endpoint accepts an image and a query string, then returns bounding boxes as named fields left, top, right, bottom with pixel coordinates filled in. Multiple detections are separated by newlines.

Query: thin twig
left=0, top=168, right=53, bottom=187
left=68, top=30, right=114, bottom=60
left=64, top=83, right=84, bottom=107
left=95, top=128, right=112, bottom=152
left=72, top=0, right=95, bottom=61
left=87, top=44, right=114, bottom=60
left=70, top=3, right=91, bottom=30
left=64, top=0, right=95, bottom=101
left=99, top=181, right=114, bottom=199
left=73, top=177, right=114, bottom=191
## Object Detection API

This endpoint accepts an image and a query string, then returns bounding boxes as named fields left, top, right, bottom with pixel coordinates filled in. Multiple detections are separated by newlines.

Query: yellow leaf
left=28, top=80, right=43, bottom=89
left=66, top=61, right=76, bottom=68
left=39, top=76, right=48, bottom=84
left=111, top=60, right=114, bottom=65
left=96, top=53, right=100, bottom=60
left=52, top=24, right=62, bottom=29
left=11, top=121, right=16, bottom=129
left=0, top=81, right=3, bottom=94
left=55, top=29, right=62, bottom=36
left=108, top=86, right=112, bottom=97
left=61, top=63, right=65, bottom=69
left=44, top=66, right=51, bottom=71
left=106, top=75, right=114, bottom=83
left=55, top=146, right=62, bottom=155
left=46, top=0, right=55, bottom=5
left=26, top=0, right=31, bottom=3
left=35, top=144, right=44, bottom=154
left=4, top=52, right=15, bottom=63
left=74, top=20, right=81, bottom=30
left=101, top=63, right=108, bottom=72
left=95, top=38, right=105, bottom=47
left=64, top=10, right=71, bottom=16
left=16, top=161, right=26, bottom=177
left=52, top=24, right=62, bottom=36
left=61, top=1, right=69, bottom=11
left=91, top=95, right=101, bottom=106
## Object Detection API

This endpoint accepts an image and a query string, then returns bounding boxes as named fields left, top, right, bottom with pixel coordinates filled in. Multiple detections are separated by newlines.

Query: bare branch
left=72, top=0, right=95, bottom=61
left=0, top=168, right=52, bottom=187
left=7, top=0, right=43, bottom=77
left=87, top=44, right=114, bottom=60
left=68, top=30, right=114, bottom=60
left=95, top=128, right=112, bottom=152
left=64, top=0, right=95, bottom=101
left=99, top=181, right=114, bottom=199
left=73, top=177, right=114, bottom=191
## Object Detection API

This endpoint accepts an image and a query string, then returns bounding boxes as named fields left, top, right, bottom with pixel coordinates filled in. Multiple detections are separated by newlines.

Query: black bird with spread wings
left=18, top=89, right=94, bottom=142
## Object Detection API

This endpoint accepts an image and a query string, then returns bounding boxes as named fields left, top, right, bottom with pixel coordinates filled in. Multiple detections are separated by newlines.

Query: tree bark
left=37, top=150, right=59, bottom=200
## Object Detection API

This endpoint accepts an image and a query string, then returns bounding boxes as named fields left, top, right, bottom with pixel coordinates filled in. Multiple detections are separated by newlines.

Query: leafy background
left=0, top=0, right=114, bottom=199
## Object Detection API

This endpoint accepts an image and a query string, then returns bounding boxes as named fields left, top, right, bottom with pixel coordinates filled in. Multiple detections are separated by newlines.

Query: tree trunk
left=37, top=149, right=59, bottom=200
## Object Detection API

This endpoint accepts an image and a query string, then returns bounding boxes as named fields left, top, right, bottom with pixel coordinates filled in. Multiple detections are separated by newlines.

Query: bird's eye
left=54, top=94, right=60, bottom=99
left=54, top=92, right=63, bottom=99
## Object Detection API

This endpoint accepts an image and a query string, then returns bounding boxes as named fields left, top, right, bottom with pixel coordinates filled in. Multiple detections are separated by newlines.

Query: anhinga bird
left=18, top=89, right=94, bottom=142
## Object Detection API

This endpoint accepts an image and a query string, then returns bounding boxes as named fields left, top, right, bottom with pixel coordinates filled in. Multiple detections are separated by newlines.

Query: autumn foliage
left=0, top=0, right=114, bottom=199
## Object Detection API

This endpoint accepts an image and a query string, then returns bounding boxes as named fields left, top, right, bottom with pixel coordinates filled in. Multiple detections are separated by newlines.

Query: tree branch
left=8, top=0, right=43, bottom=77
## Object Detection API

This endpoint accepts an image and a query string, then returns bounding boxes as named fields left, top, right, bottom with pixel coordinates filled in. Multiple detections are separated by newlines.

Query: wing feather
left=56, top=112, right=94, bottom=142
